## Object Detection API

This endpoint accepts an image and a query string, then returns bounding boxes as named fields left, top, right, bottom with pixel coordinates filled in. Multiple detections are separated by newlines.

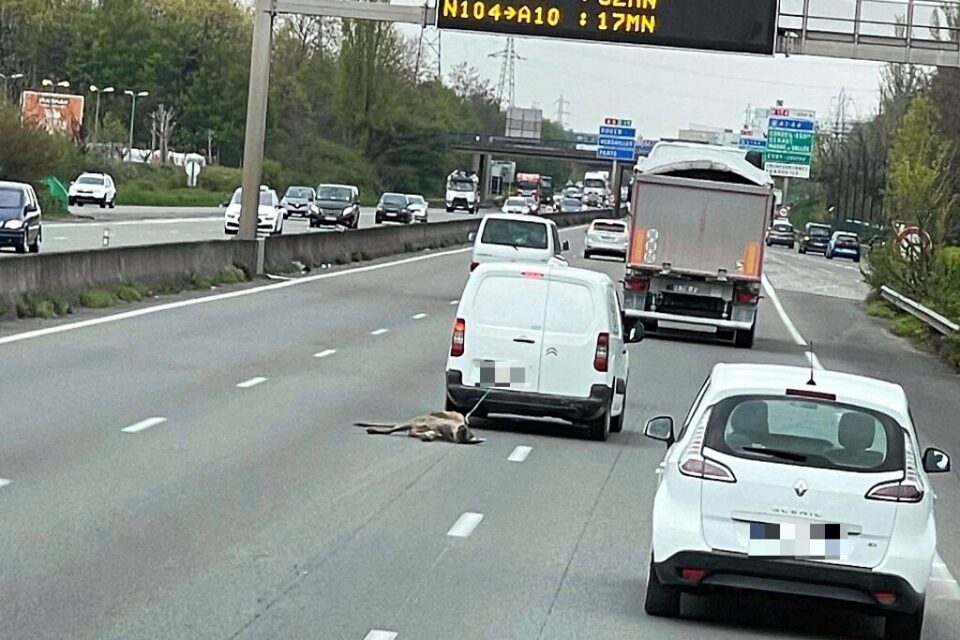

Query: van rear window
left=544, top=282, right=594, bottom=334
left=472, top=276, right=546, bottom=330
left=481, top=219, right=548, bottom=250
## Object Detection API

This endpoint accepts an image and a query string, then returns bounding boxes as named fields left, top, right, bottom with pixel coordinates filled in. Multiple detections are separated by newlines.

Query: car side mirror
left=923, top=448, right=951, bottom=473
left=644, top=416, right=675, bottom=446
left=624, top=320, right=644, bottom=344
left=562, top=240, right=570, bottom=252
left=468, top=232, right=477, bottom=242
left=24, top=204, right=37, bottom=214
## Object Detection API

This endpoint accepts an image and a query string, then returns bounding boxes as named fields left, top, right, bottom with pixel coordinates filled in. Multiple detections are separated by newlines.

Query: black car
left=0, top=181, right=42, bottom=254
left=281, top=185, right=316, bottom=219
left=765, top=221, right=795, bottom=248
left=311, top=184, right=360, bottom=228
left=798, top=222, right=832, bottom=254
left=375, top=192, right=413, bottom=224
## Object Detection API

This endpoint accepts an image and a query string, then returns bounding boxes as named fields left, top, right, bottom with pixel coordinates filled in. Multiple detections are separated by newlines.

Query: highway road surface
left=0, top=206, right=476, bottom=257
left=1, top=231, right=958, bottom=640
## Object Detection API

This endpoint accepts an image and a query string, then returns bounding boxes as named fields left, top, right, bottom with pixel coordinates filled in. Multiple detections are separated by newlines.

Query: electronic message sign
left=436, top=0, right=778, bottom=55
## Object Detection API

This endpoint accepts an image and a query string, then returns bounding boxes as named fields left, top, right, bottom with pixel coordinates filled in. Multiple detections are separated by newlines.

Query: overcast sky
left=413, top=29, right=886, bottom=139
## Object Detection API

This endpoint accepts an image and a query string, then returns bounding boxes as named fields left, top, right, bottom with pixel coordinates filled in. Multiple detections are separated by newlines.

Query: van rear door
left=460, top=270, right=548, bottom=394
left=537, top=274, right=602, bottom=398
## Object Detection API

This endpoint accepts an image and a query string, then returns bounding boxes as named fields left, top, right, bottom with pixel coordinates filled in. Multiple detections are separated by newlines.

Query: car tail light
left=624, top=278, right=648, bottom=292
left=874, top=592, right=898, bottom=606
left=450, top=318, right=466, bottom=357
left=594, top=332, right=609, bottom=372
left=469, top=261, right=479, bottom=271
left=678, top=420, right=737, bottom=483
left=867, top=435, right=924, bottom=503
left=680, top=568, right=706, bottom=583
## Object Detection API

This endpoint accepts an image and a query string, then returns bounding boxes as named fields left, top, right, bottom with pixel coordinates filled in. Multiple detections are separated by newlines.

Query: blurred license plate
left=748, top=522, right=849, bottom=559
left=673, top=284, right=700, bottom=295
left=477, top=361, right=525, bottom=388
left=324, top=216, right=337, bottom=221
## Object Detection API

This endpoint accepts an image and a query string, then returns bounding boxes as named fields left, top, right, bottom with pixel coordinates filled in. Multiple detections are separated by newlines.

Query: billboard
left=505, top=107, right=542, bottom=140
left=21, top=91, right=85, bottom=140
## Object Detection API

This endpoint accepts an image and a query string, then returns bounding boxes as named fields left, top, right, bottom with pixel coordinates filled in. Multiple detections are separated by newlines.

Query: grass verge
left=116, top=188, right=228, bottom=208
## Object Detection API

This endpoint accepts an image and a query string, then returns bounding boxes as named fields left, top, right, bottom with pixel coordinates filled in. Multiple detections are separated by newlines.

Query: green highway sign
left=765, top=113, right=816, bottom=179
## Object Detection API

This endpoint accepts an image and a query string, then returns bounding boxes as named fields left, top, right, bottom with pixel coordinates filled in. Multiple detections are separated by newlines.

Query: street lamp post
left=0, top=72, right=24, bottom=101
left=90, top=85, right=114, bottom=144
left=41, top=78, right=71, bottom=93
left=124, top=90, right=149, bottom=161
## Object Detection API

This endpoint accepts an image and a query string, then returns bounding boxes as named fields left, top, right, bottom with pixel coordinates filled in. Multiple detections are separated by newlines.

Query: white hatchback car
left=445, top=263, right=643, bottom=440
left=223, top=186, right=284, bottom=236
left=643, top=363, right=951, bottom=640
left=469, top=213, right=569, bottom=272
left=584, top=218, right=628, bottom=260
left=68, top=172, right=116, bottom=208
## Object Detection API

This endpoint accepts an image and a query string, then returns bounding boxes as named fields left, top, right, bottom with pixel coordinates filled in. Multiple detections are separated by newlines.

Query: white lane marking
left=370, top=328, right=389, bottom=336
left=447, top=512, right=484, bottom=538
left=46, top=216, right=221, bottom=228
left=236, top=376, right=267, bottom=388
left=449, top=299, right=459, bottom=305
left=121, top=417, right=167, bottom=434
left=314, top=349, right=337, bottom=358
left=0, top=225, right=592, bottom=348
left=52, top=236, right=68, bottom=241
left=0, top=479, right=11, bottom=489
left=930, top=553, right=960, bottom=600
left=507, top=445, right=532, bottom=462
left=363, top=631, right=398, bottom=640
left=412, top=313, right=427, bottom=320
left=762, top=274, right=824, bottom=370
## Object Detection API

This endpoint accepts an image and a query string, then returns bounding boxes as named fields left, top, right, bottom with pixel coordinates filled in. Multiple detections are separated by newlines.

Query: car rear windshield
left=318, top=186, right=353, bottom=201
left=481, top=219, right=549, bottom=250
left=593, top=222, right=626, bottom=233
left=584, top=178, right=605, bottom=189
left=808, top=226, right=831, bottom=237
left=704, top=395, right=904, bottom=473
left=505, top=197, right=527, bottom=206
left=773, top=224, right=793, bottom=232
left=285, top=187, right=312, bottom=198
left=230, top=190, right=275, bottom=206
left=407, top=195, right=425, bottom=204
left=77, top=176, right=104, bottom=185
left=837, top=234, right=859, bottom=243
left=381, top=194, right=407, bottom=206
left=449, top=180, right=474, bottom=192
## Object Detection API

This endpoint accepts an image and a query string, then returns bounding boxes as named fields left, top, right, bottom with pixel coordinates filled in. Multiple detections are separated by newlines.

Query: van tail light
left=594, top=332, right=609, bottom=372
left=469, top=261, right=479, bottom=272
left=624, top=278, right=648, bottom=292
left=678, top=420, right=737, bottom=483
left=874, top=592, right=898, bottom=606
left=680, top=568, right=706, bottom=584
left=867, top=434, right=924, bottom=503
left=450, top=318, right=466, bottom=357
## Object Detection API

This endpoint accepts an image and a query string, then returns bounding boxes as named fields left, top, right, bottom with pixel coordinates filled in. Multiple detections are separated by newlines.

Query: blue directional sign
left=739, top=137, right=767, bottom=151
left=637, top=139, right=657, bottom=157
left=597, top=118, right=636, bottom=162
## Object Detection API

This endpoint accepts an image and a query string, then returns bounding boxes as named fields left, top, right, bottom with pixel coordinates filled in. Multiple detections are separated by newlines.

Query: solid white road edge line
left=314, top=349, right=337, bottom=358
left=507, top=446, right=532, bottom=462
left=412, top=312, right=427, bottom=320
left=370, top=328, right=389, bottom=336
left=0, top=224, right=592, bottom=348
left=449, top=299, right=459, bottom=305
left=762, top=274, right=823, bottom=370
left=447, top=512, right=484, bottom=538
left=363, top=631, right=398, bottom=640
left=0, top=479, right=11, bottom=489
left=236, top=377, right=267, bottom=389
left=121, top=417, right=167, bottom=434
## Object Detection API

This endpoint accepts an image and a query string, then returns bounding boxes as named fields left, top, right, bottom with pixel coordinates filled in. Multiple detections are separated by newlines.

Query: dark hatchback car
left=799, top=222, right=832, bottom=255
left=765, top=221, right=795, bottom=248
left=280, top=185, right=316, bottom=219
left=0, top=181, right=42, bottom=254
left=827, top=231, right=862, bottom=262
left=311, top=184, right=360, bottom=228
left=375, top=192, right=413, bottom=224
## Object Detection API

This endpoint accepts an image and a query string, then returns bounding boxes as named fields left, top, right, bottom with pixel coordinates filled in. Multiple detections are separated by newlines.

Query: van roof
left=481, top=213, right=555, bottom=225
left=470, top=262, right=613, bottom=287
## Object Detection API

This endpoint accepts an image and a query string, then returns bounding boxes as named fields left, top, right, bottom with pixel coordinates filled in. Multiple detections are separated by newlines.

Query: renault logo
left=794, top=480, right=808, bottom=497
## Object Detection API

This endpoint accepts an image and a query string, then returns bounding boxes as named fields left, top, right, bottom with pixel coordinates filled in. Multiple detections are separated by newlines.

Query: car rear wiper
left=741, top=446, right=808, bottom=462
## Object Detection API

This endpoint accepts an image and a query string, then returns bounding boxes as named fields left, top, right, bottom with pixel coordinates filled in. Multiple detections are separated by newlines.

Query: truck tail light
left=451, top=318, right=466, bottom=357
left=678, top=421, right=737, bottom=483
left=736, top=290, right=759, bottom=305
left=867, top=434, right=924, bottom=503
left=625, top=278, right=648, bottom=292
left=594, top=332, right=609, bottom=372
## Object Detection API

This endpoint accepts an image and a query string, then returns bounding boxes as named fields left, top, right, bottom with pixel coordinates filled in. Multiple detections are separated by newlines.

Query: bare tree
left=150, top=104, right=177, bottom=164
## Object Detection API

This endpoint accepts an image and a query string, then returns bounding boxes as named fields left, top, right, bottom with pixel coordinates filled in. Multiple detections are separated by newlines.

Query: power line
left=489, top=37, right=523, bottom=109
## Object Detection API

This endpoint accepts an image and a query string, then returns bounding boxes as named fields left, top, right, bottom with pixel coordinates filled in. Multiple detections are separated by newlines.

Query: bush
left=79, top=288, right=119, bottom=308
left=943, top=334, right=960, bottom=370
left=867, top=300, right=900, bottom=320
left=217, top=266, right=247, bottom=284
left=18, top=294, right=58, bottom=319
left=190, top=274, right=214, bottom=289
left=117, top=281, right=150, bottom=302
left=890, top=315, right=929, bottom=339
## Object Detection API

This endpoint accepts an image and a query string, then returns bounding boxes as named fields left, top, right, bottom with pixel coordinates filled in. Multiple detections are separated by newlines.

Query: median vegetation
left=9, top=267, right=248, bottom=321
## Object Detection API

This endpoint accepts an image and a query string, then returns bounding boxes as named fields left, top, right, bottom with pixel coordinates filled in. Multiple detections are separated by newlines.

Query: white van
left=469, top=213, right=569, bottom=271
left=445, top=263, right=643, bottom=440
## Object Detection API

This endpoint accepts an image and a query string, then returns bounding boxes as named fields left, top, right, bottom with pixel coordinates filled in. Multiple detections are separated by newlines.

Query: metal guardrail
left=880, top=285, right=960, bottom=335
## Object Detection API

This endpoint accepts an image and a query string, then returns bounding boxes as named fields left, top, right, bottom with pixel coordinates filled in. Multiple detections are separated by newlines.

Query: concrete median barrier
left=0, top=209, right=617, bottom=319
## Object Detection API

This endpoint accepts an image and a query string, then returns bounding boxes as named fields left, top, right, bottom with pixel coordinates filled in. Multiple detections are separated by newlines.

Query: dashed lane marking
left=236, top=377, right=267, bottom=389
left=363, top=631, right=398, bottom=640
left=370, top=328, right=389, bottom=336
left=447, top=512, right=484, bottom=538
left=507, top=446, right=533, bottom=462
left=412, top=313, right=427, bottom=320
left=314, top=349, right=337, bottom=358
left=121, top=417, right=167, bottom=434
left=0, top=479, right=11, bottom=490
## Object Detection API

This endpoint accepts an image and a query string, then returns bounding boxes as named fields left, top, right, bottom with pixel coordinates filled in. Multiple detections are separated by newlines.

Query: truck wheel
left=642, top=320, right=658, bottom=333
left=444, top=396, right=460, bottom=413
left=610, top=388, right=626, bottom=433
left=884, top=602, right=924, bottom=640
left=446, top=206, right=454, bottom=213
left=644, top=558, right=681, bottom=618
left=583, top=250, right=592, bottom=259
left=799, top=246, right=806, bottom=254
left=734, top=324, right=756, bottom=349
left=587, top=400, right=611, bottom=441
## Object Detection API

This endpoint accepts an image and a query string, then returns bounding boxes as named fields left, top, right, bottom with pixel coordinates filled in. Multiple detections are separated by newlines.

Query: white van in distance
left=469, top=213, right=569, bottom=271
left=446, top=263, right=643, bottom=440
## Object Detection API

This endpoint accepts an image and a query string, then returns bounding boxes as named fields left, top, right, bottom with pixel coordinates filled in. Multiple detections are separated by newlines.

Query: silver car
left=406, top=194, right=429, bottom=223
left=584, top=218, right=628, bottom=260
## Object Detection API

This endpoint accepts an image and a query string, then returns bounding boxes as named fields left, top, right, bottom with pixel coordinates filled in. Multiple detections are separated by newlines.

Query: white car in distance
left=501, top=196, right=531, bottom=215
left=68, top=172, right=117, bottom=208
left=642, top=363, right=951, bottom=640
left=584, top=218, right=629, bottom=260
left=223, top=186, right=284, bottom=236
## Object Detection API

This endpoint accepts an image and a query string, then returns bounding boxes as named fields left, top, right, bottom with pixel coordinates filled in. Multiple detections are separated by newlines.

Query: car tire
left=610, top=386, right=626, bottom=433
left=587, top=399, right=611, bottom=441
left=826, top=251, right=833, bottom=259
left=99, top=198, right=106, bottom=209
left=15, top=232, right=28, bottom=254
left=109, top=197, right=116, bottom=209
left=446, top=206, right=454, bottom=213
left=789, top=243, right=795, bottom=250
left=584, top=250, right=592, bottom=259
left=734, top=323, right=756, bottom=349
left=68, top=197, right=75, bottom=206
left=28, top=229, right=40, bottom=253
left=644, top=558, right=681, bottom=618
left=884, top=603, right=924, bottom=640
left=375, top=215, right=382, bottom=225
left=799, top=246, right=806, bottom=254
left=444, top=396, right=461, bottom=413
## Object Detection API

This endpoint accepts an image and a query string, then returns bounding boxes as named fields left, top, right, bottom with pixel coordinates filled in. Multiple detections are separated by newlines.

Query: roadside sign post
left=184, top=153, right=204, bottom=188
left=598, top=118, right=635, bottom=213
